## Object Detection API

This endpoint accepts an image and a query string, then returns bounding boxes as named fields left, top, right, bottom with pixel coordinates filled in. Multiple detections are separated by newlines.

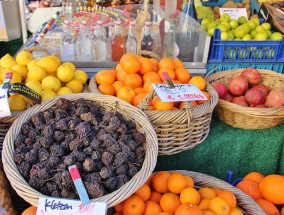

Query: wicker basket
left=173, top=170, right=265, bottom=215
left=205, top=69, right=284, bottom=129
left=139, top=83, right=218, bottom=155
left=2, top=93, right=158, bottom=207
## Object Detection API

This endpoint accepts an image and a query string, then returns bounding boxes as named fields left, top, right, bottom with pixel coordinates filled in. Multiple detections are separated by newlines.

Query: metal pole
left=19, top=0, right=28, bottom=44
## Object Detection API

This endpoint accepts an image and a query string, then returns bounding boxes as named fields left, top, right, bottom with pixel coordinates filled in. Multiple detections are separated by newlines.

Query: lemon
left=0, top=54, right=16, bottom=68
left=11, top=64, right=28, bottom=80
left=0, top=69, right=22, bottom=83
left=24, top=76, right=32, bottom=84
left=65, top=79, right=83, bottom=93
left=57, top=87, right=73, bottom=96
left=49, top=55, right=61, bottom=65
left=42, top=76, right=61, bottom=92
left=10, top=73, right=22, bottom=84
left=15, top=51, right=34, bottom=66
left=36, top=56, right=59, bottom=74
left=74, top=70, right=88, bottom=84
left=27, top=65, right=46, bottom=82
left=0, top=80, right=3, bottom=85
left=62, top=62, right=76, bottom=72
left=26, top=81, right=42, bottom=95
left=8, top=94, right=27, bottom=111
left=27, top=59, right=38, bottom=71
left=56, top=64, right=74, bottom=83
left=45, top=72, right=57, bottom=77
left=42, top=90, right=57, bottom=101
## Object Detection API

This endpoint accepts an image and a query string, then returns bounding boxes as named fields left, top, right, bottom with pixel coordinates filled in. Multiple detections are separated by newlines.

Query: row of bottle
left=60, top=18, right=163, bottom=62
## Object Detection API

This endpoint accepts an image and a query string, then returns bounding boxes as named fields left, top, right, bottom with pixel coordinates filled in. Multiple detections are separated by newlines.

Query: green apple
left=201, top=18, right=211, bottom=30
left=266, top=30, right=272, bottom=39
left=255, top=25, right=265, bottom=33
left=234, top=38, right=242, bottom=40
left=227, top=31, right=235, bottom=40
left=207, top=22, right=217, bottom=29
left=229, top=19, right=238, bottom=29
left=250, top=29, right=257, bottom=39
left=220, top=13, right=231, bottom=23
left=215, top=19, right=221, bottom=26
left=242, top=34, right=252, bottom=40
left=228, top=49, right=237, bottom=59
left=261, top=23, right=271, bottom=31
left=221, top=22, right=231, bottom=31
left=270, top=32, right=283, bottom=40
left=234, top=26, right=246, bottom=38
left=237, top=16, right=248, bottom=25
left=238, top=49, right=248, bottom=59
left=241, top=24, right=251, bottom=34
left=251, top=17, right=260, bottom=26
left=254, top=32, right=268, bottom=41
left=247, top=20, right=257, bottom=30
left=217, top=24, right=228, bottom=32
left=221, top=32, right=229, bottom=40
left=266, top=49, right=275, bottom=58
left=207, top=27, right=215, bottom=36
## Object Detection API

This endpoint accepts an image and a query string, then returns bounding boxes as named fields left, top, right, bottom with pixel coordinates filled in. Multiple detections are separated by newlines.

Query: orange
left=189, top=76, right=206, bottom=91
left=198, top=198, right=211, bottom=210
left=203, top=210, right=217, bottom=215
left=112, top=81, right=125, bottom=95
left=157, top=212, right=172, bottom=215
left=122, top=195, right=145, bottom=215
left=150, top=58, right=159, bottom=72
left=96, top=70, right=116, bottom=85
left=139, top=58, right=154, bottom=75
left=160, top=192, right=181, bottom=214
left=143, top=71, right=161, bottom=83
left=212, top=188, right=223, bottom=196
left=243, top=172, right=265, bottom=183
left=113, top=212, right=123, bottom=215
left=175, top=67, right=191, bottom=84
left=175, top=203, right=203, bottom=215
left=209, top=197, right=231, bottom=215
left=134, top=184, right=151, bottom=202
left=153, top=96, right=174, bottom=111
left=281, top=206, right=284, bottom=215
left=229, top=208, right=244, bottom=215
left=125, top=73, right=143, bottom=88
left=158, top=58, right=175, bottom=70
left=180, top=187, right=201, bottom=205
left=152, top=171, right=171, bottom=193
left=259, top=174, right=284, bottom=204
left=167, top=172, right=187, bottom=194
left=114, top=202, right=123, bottom=212
left=149, top=191, right=162, bottom=204
left=145, top=174, right=154, bottom=186
left=143, top=80, right=162, bottom=94
left=116, top=67, right=128, bottom=82
left=120, top=53, right=141, bottom=74
left=21, top=206, right=37, bottom=215
left=133, top=93, right=147, bottom=107
left=197, top=91, right=211, bottom=105
left=98, top=83, right=115, bottom=96
left=256, top=199, right=279, bottom=215
left=236, top=179, right=263, bottom=200
left=217, top=191, right=237, bottom=208
left=158, top=68, right=176, bottom=81
left=144, top=200, right=162, bottom=215
left=184, top=175, right=194, bottom=188
left=117, top=86, right=136, bottom=104
left=198, top=187, right=216, bottom=200
left=134, top=87, right=145, bottom=94
left=173, top=59, right=185, bottom=69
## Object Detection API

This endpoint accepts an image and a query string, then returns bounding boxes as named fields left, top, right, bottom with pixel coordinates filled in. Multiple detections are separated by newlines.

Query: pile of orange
left=113, top=171, right=244, bottom=215
left=95, top=53, right=210, bottom=109
left=236, top=171, right=284, bottom=215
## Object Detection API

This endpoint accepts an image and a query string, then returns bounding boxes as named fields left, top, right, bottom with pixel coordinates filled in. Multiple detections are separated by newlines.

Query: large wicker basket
left=2, top=93, right=158, bottom=207
left=206, top=69, right=284, bottom=129
left=173, top=170, right=265, bottom=215
left=138, top=84, right=218, bottom=155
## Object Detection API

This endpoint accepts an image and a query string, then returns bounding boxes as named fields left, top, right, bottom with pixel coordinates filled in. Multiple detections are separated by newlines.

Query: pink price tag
left=162, top=72, right=170, bottom=79
left=162, top=72, right=175, bottom=89
left=69, top=166, right=81, bottom=181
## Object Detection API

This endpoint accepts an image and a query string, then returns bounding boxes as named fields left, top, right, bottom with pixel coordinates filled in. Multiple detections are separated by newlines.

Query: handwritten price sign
left=36, top=197, right=107, bottom=215
left=152, top=84, right=208, bottom=102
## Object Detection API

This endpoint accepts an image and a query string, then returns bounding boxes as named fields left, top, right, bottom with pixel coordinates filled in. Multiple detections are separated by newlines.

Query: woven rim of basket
left=138, top=50, right=161, bottom=60
left=21, top=46, right=50, bottom=56
left=205, top=69, right=284, bottom=117
left=2, top=93, right=158, bottom=207
left=173, top=170, right=266, bottom=215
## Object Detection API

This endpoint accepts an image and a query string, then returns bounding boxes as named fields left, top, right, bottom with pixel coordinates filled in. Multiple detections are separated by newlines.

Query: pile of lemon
left=0, top=51, right=88, bottom=111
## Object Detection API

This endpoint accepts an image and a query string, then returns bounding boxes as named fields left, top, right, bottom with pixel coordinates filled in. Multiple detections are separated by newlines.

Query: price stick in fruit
left=162, top=72, right=175, bottom=89
left=2, top=72, right=13, bottom=89
left=68, top=165, right=90, bottom=205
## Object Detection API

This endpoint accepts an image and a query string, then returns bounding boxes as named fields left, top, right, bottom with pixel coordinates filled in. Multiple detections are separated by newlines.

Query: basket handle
left=204, top=66, right=220, bottom=81
left=138, top=50, right=161, bottom=60
left=21, top=46, right=50, bottom=56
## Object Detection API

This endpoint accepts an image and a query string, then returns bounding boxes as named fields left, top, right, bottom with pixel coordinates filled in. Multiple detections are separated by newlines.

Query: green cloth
left=155, top=116, right=284, bottom=180
left=0, top=38, right=24, bottom=58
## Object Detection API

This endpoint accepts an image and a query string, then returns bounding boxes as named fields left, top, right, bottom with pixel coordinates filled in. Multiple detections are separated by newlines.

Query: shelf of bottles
left=38, top=1, right=210, bottom=70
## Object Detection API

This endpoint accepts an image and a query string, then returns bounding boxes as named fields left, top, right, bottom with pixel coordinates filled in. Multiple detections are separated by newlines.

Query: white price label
left=36, top=197, right=107, bottom=215
left=152, top=84, right=208, bottom=102
left=0, top=88, right=11, bottom=117
left=219, top=8, right=248, bottom=20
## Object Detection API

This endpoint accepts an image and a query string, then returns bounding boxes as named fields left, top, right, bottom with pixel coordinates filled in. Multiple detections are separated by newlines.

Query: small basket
left=205, top=68, right=284, bottom=129
left=2, top=93, right=158, bottom=207
left=173, top=170, right=265, bottom=215
left=139, top=83, right=218, bottom=155
left=88, top=74, right=99, bottom=93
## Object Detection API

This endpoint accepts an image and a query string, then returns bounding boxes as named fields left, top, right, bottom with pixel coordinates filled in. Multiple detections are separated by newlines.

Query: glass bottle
left=166, top=20, right=176, bottom=58
left=77, top=21, right=93, bottom=61
left=93, top=21, right=107, bottom=61
left=126, top=21, right=137, bottom=54
left=150, top=12, right=162, bottom=56
left=106, top=25, right=114, bottom=61
left=141, top=22, right=153, bottom=51
left=111, top=20, right=125, bottom=61
left=60, top=21, right=77, bottom=61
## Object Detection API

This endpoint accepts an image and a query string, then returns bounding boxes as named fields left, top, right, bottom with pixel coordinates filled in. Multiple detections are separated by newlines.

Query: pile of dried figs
left=14, top=98, right=146, bottom=199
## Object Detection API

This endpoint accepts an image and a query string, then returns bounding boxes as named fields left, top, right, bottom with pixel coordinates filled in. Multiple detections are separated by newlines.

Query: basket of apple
left=206, top=68, right=284, bottom=129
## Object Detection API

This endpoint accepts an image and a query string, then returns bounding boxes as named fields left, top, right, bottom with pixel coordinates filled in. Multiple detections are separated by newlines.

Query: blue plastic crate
left=201, top=0, right=242, bottom=7
left=206, top=62, right=284, bottom=74
left=208, top=28, right=284, bottom=63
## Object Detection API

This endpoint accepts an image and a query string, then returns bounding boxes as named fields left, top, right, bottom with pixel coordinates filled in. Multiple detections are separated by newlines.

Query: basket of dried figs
left=2, top=93, right=158, bottom=207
